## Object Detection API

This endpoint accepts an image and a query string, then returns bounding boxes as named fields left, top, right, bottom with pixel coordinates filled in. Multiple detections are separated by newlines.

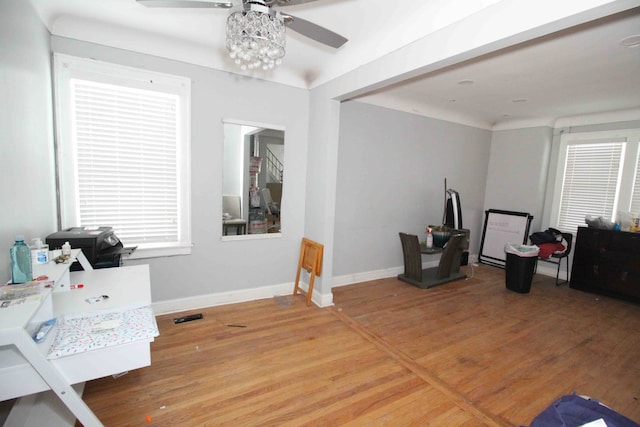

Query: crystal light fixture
left=226, top=1, right=286, bottom=71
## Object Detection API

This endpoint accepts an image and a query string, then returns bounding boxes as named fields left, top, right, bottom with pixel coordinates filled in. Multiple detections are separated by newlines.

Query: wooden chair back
left=294, top=238, right=324, bottom=306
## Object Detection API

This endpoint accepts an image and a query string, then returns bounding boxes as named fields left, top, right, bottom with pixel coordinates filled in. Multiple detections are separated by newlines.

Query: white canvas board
left=479, top=210, right=533, bottom=267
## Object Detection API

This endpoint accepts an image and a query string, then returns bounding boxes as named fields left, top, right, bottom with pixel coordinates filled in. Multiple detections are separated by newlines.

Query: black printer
left=46, top=227, right=136, bottom=270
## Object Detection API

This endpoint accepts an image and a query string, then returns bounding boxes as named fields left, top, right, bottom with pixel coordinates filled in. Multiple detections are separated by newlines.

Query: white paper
left=579, top=419, right=607, bottom=427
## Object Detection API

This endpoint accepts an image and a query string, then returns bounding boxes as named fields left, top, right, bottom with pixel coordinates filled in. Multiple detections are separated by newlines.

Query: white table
left=0, top=253, right=154, bottom=426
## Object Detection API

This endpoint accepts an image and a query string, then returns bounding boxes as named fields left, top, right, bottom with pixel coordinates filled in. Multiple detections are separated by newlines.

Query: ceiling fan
left=136, top=0, right=347, bottom=55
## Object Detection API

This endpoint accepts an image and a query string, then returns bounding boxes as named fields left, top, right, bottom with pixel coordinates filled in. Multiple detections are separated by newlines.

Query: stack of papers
left=0, top=281, right=53, bottom=308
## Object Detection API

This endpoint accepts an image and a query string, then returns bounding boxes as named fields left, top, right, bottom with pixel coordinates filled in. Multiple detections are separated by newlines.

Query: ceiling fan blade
left=281, top=13, right=347, bottom=48
left=136, top=0, right=233, bottom=8
left=274, top=0, right=322, bottom=6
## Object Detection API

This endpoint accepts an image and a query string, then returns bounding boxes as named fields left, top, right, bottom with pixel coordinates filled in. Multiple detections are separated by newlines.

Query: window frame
left=53, top=53, right=192, bottom=259
left=550, top=128, right=640, bottom=233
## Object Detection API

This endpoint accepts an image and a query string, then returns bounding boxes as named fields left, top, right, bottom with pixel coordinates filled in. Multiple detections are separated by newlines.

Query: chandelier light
left=226, top=2, right=286, bottom=71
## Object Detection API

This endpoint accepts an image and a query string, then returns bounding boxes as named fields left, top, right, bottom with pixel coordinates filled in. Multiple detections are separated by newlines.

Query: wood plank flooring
left=80, top=264, right=640, bottom=426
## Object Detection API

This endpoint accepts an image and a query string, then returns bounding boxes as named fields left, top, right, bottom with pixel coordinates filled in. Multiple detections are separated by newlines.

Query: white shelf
left=0, top=261, right=153, bottom=427
left=0, top=346, right=50, bottom=400
left=32, top=248, right=92, bottom=292
left=32, top=249, right=77, bottom=283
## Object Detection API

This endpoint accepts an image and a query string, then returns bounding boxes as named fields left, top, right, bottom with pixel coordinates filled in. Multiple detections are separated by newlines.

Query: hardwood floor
left=81, top=264, right=640, bottom=426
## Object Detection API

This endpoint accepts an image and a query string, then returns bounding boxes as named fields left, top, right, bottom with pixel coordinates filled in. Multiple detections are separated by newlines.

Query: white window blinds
left=630, top=151, right=640, bottom=215
left=54, top=53, right=191, bottom=257
left=557, top=142, right=624, bottom=232
left=72, top=80, right=179, bottom=245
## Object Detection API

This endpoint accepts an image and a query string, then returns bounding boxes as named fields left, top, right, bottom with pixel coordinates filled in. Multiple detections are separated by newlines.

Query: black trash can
left=504, top=244, right=539, bottom=293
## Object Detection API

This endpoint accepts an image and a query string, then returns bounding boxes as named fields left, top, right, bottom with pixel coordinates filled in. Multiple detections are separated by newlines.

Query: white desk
left=0, top=256, right=154, bottom=427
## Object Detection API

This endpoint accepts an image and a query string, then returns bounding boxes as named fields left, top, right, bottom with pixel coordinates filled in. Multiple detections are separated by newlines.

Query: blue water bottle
left=10, top=235, right=32, bottom=284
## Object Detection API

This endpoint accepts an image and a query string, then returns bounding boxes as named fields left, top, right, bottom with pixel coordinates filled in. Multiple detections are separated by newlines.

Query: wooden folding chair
left=293, top=238, right=324, bottom=306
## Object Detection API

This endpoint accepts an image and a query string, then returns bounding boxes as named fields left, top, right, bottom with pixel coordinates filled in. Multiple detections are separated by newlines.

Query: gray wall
left=0, top=1, right=57, bottom=282
left=333, top=101, right=492, bottom=276
left=483, top=127, right=553, bottom=235
left=48, top=37, right=310, bottom=303
left=484, top=123, right=640, bottom=238
left=2, top=1, right=633, bottom=302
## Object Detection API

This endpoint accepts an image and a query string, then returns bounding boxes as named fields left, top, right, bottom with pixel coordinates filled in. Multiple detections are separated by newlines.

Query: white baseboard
left=153, top=282, right=294, bottom=315
left=152, top=279, right=337, bottom=314
left=331, top=266, right=402, bottom=288
left=331, top=260, right=439, bottom=288
left=153, top=255, right=503, bottom=315
left=294, top=281, right=334, bottom=308
left=535, top=263, right=570, bottom=282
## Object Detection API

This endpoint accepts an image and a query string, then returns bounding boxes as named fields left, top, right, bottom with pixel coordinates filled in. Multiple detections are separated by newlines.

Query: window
left=54, top=54, right=191, bottom=258
left=551, top=129, right=640, bottom=233
left=630, top=152, right=640, bottom=214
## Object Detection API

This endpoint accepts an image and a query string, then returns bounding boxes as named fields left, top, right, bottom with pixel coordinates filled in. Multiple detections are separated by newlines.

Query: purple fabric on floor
left=522, top=394, right=639, bottom=427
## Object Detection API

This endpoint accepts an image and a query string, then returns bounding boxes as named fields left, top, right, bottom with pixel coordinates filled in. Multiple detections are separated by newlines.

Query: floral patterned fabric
left=47, top=305, right=158, bottom=359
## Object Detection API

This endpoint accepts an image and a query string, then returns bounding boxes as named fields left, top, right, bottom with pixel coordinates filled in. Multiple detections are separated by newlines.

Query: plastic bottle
left=31, top=238, right=49, bottom=265
left=10, top=235, right=32, bottom=284
left=61, top=241, right=71, bottom=256
left=426, top=228, right=434, bottom=249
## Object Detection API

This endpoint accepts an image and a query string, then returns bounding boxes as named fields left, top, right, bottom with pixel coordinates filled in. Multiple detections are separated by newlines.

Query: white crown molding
left=50, top=15, right=308, bottom=90
left=440, top=108, right=640, bottom=132
left=353, top=95, right=494, bottom=130
left=554, top=108, right=640, bottom=128
left=491, top=117, right=556, bottom=131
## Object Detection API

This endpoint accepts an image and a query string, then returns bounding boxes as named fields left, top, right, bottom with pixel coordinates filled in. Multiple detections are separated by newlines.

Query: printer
left=46, top=227, right=136, bottom=271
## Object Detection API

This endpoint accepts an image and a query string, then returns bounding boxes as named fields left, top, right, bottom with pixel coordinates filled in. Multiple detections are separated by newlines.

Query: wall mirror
left=222, top=120, right=285, bottom=239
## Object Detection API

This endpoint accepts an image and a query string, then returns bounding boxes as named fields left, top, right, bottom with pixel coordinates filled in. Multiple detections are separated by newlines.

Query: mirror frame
left=221, top=118, right=285, bottom=241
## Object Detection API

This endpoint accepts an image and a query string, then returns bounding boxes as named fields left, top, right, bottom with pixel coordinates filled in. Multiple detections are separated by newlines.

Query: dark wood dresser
left=570, top=227, right=640, bottom=303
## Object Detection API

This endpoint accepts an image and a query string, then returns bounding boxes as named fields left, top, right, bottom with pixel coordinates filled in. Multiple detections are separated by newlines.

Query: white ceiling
left=356, top=6, right=640, bottom=129
left=28, top=0, right=640, bottom=129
